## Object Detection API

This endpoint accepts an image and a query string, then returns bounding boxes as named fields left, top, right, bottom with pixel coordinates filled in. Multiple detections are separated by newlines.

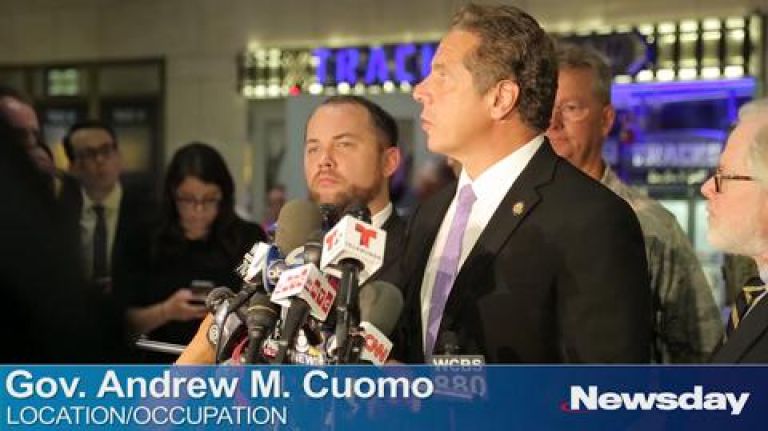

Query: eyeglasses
left=75, top=142, right=117, bottom=161
left=175, top=196, right=222, bottom=211
left=713, top=170, right=755, bottom=193
left=552, top=101, right=590, bottom=123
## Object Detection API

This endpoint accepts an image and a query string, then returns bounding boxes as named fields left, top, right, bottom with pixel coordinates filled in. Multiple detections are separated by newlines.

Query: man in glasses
left=546, top=43, right=721, bottom=363
left=703, top=99, right=768, bottom=363
left=63, top=121, right=153, bottom=293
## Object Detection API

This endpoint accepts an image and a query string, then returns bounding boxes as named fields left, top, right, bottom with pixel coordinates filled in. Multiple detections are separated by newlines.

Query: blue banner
left=1, top=365, right=766, bottom=430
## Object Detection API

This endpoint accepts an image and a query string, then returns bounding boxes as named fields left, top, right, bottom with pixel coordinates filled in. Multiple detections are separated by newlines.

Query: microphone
left=270, top=263, right=337, bottom=363
left=321, top=205, right=386, bottom=363
left=205, top=287, right=235, bottom=312
left=274, top=200, right=322, bottom=256
left=319, top=204, right=340, bottom=232
left=205, top=289, right=249, bottom=364
left=344, top=281, right=404, bottom=365
left=243, top=292, right=280, bottom=364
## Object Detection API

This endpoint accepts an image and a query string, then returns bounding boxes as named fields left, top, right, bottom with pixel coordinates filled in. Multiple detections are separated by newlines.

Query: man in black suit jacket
left=303, top=95, right=405, bottom=279
left=704, top=99, right=768, bottom=363
left=392, top=4, right=651, bottom=363
left=63, top=121, right=155, bottom=294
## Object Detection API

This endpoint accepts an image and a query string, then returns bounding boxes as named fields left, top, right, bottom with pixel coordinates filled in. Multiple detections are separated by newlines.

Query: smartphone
left=188, top=280, right=215, bottom=305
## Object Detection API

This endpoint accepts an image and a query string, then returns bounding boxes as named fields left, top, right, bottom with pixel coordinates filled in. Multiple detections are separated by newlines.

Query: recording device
left=333, top=281, right=403, bottom=364
left=188, top=280, right=215, bottom=306
left=319, top=203, right=340, bottom=233
left=321, top=204, right=386, bottom=363
left=243, top=292, right=281, bottom=364
left=270, top=263, right=336, bottom=363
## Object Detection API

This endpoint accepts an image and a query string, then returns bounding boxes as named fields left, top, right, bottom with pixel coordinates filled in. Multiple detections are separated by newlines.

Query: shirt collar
left=82, top=182, right=122, bottom=212
left=456, top=134, right=545, bottom=200
left=370, top=201, right=393, bottom=229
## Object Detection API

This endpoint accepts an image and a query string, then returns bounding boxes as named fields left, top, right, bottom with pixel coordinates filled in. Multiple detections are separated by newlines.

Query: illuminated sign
left=312, top=43, right=436, bottom=86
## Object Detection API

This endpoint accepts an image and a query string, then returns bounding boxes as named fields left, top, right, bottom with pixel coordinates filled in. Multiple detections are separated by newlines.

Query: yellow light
left=680, top=20, right=698, bottom=32
left=614, top=75, right=632, bottom=84
left=703, top=18, right=721, bottom=31
left=636, top=70, right=654, bottom=82
left=337, top=83, right=351, bottom=94
left=724, top=65, right=743, bottom=78
left=309, top=83, right=324, bottom=95
left=383, top=81, right=395, bottom=93
left=658, top=22, right=676, bottom=34
left=656, top=69, right=675, bottom=81
left=678, top=68, right=697, bottom=80
left=701, top=67, right=721, bottom=79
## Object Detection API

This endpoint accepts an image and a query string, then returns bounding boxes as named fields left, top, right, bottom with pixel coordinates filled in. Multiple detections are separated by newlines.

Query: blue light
left=335, top=48, right=359, bottom=84
left=394, top=44, right=417, bottom=82
left=312, top=48, right=332, bottom=85
left=364, top=47, right=389, bottom=84
left=419, top=44, right=436, bottom=80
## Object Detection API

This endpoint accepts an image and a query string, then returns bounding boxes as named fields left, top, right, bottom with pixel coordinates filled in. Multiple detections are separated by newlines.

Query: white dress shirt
left=80, top=184, right=122, bottom=278
left=420, top=135, right=545, bottom=345
left=371, top=202, right=393, bottom=229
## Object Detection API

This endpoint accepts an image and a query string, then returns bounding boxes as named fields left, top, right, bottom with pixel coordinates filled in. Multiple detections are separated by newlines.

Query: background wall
left=0, top=0, right=764, bottom=216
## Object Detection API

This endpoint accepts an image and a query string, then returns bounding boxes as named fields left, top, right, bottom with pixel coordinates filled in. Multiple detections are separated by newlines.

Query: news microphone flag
left=271, top=264, right=336, bottom=322
left=359, top=321, right=393, bottom=365
left=320, top=215, right=386, bottom=284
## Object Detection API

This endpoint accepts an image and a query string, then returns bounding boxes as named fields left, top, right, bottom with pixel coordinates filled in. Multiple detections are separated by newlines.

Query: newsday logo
left=563, top=386, right=750, bottom=416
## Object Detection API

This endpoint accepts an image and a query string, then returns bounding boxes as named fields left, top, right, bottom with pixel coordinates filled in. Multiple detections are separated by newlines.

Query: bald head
left=0, top=95, right=54, bottom=175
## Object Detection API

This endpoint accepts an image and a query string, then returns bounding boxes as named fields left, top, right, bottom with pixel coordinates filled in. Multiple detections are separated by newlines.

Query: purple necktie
left=425, top=184, right=477, bottom=357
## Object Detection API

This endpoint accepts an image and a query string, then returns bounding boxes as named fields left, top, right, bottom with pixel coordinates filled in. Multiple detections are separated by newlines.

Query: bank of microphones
left=199, top=199, right=403, bottom=366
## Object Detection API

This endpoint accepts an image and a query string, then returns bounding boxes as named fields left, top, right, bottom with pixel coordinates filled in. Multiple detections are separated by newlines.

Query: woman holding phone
left=114, top=142, right=266, bottom=360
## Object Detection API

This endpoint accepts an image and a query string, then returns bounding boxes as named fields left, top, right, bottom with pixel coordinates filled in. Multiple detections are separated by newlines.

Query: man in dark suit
left=704, top=99, right=768, bottom=363
left=62, top=121, right=154, bottom=294
left=392, top=4, right=651, bottom=363
left=0, top=108, right=130, bottom=362
left=303, top=96, right=406, bottom=279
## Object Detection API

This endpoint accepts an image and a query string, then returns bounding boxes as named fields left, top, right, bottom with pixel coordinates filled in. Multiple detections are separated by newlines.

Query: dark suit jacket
left=392, top=141, right=652, bottom=363
left=72, top=178, right=157, bottom=281
left=711, top=297, right=768, bottom=363
left=376, top=210, right=407, bottom=286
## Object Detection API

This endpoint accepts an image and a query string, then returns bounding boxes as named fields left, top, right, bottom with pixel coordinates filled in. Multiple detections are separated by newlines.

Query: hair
left=449, top=3, right=558, bottom=131
left=0, top=85, right=32, bottom=105
left=153, top=142, right=244, bottom=262
left=555, top=42, right=613, bottom=105
left=742, top=99, right=768, bottom=186
left=62, top=120, right=118, bottom=162
left=316, top=95, right=398, bottom=148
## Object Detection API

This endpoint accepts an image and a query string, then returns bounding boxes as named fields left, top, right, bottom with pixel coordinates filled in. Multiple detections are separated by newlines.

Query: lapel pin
left=513, top=201, right=525, bottom=216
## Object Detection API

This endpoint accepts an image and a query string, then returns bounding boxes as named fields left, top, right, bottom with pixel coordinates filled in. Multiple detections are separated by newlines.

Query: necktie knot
left=457, top=184, right=477, bottom=208
left=726, top=278, right=766, bottom=337
left=93, top=204, right=105, bottom=217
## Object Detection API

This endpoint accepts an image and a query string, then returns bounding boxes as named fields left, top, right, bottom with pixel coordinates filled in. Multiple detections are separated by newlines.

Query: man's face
left=69, top=128, right=122, bottom=196
left=413, top=30, right=491, bottom=160
left=0, top=96, right=54, bottom=175
left=546, top=67, right=614, bottom=170
left=304, top=103, right=398, bottom=209
left=701, top=117, right=768, bottom=256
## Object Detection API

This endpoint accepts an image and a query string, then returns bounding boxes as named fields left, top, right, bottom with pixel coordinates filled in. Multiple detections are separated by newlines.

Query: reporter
left=114, top=143, right=266, bottom=360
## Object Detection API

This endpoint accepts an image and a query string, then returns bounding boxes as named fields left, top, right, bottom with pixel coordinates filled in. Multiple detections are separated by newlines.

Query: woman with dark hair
left=114, top=142, right=266, bottom=358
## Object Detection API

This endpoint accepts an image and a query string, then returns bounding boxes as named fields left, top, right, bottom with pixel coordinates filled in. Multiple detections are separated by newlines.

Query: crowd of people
left=2, top=2, right=767, bottom=364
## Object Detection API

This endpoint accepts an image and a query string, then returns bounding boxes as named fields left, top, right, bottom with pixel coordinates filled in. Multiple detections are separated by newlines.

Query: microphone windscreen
left=343, top=199, right=371, bottom=223
left=359, top=281, right=403, bottom=336
left=274, top=200, right=322, bottom=256
left=246, top=292, right=280, bottom=329
left=205, top=287, right=235, bottom=312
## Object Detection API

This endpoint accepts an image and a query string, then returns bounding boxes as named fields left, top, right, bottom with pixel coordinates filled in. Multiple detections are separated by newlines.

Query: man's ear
left=382, top=146, right=401, bottom=178
left=489, top=80, right=520, bottom=120
left=601, top=104, right=616, bottom=139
